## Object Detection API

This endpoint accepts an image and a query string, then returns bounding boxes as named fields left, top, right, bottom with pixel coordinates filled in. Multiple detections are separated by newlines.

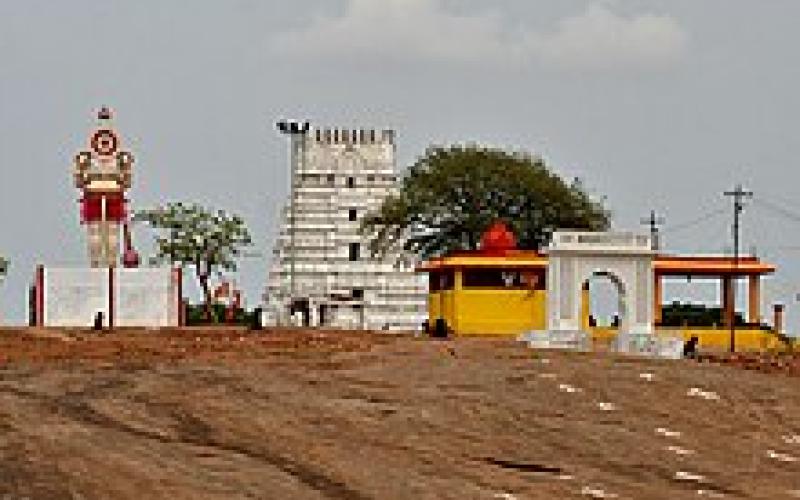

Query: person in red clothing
left=73, top=108, right=134, bottom=267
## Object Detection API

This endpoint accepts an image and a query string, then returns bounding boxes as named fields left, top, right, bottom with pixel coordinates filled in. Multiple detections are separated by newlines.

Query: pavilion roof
left=654, top=255, right=775, bottom=276
left=416, top=251, right=775, bottom=276
left=415, top=250, right=546, bottom=271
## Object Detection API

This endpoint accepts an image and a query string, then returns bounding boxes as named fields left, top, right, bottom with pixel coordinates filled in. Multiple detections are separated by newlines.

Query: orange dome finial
left=480, top=221, right=516, bottom=254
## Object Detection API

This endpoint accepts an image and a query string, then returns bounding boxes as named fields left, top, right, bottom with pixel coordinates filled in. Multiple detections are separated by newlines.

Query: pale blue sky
left=1, top=1, right=799, bottom=329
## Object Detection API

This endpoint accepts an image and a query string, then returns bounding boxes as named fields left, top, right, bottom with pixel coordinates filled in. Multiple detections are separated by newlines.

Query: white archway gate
left=546, top=231, right=654, bottom=335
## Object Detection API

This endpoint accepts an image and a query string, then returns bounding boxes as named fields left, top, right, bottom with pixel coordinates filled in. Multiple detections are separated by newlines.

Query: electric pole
left=723, top=184, right=753, bottom=353
left=640, top=210, right=665, bottom=251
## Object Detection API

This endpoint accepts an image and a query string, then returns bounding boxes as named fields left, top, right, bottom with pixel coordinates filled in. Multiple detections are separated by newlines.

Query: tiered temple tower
left=263, top=125, right=427, bottom=330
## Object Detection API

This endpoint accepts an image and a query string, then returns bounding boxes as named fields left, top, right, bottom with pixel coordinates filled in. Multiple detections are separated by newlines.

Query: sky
left=1, top=0, right=800, bottom=330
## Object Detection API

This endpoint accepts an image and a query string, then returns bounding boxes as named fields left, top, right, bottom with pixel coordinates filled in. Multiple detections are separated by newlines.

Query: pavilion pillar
left=748, top=275, right=761, bottom=325
left=773, top=304, right=785, bottom=334
left=452, top=270, right=462, bottom=334
left=581, top=281, right=590, bottom=330
left=721, top=276, right=734, bottom=327
left=653, top=274, right=663, bottom=325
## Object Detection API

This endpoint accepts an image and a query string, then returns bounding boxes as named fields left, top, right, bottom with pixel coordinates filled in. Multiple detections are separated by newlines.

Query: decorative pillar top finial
left=97, top=106, right=113, bottom=121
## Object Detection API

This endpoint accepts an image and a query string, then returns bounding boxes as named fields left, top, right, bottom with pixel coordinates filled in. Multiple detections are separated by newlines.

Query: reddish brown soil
left=700, top=351, right=800, bottom=376
left=1, top=328, right=799, bottom=499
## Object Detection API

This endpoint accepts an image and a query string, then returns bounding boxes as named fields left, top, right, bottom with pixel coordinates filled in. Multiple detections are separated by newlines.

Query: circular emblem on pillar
left=91, top=129, right=119, bottom=156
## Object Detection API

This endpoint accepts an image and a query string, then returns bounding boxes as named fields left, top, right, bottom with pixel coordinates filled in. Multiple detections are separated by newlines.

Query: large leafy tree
left=134, top=202, right=252, bottom=320
left=363, top=145, right=610, bottom=258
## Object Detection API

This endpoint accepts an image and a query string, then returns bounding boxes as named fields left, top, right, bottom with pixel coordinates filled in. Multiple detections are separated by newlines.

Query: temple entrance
left=545, top=231, right=654, bottom=335
left=290, top=298, right=311, bottom=327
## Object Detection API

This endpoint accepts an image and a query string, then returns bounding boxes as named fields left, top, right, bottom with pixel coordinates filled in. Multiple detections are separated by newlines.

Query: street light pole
left=276, top=120, right=309, bottom=324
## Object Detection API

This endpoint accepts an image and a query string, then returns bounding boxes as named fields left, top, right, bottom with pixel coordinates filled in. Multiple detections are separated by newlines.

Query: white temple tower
left=263, top=124, right=427, bottom=330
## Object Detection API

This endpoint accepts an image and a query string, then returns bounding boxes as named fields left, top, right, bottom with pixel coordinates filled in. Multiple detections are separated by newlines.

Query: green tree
left=134, top=202, right=252, bottom=320
left=363, top=145, right=610, bottom=258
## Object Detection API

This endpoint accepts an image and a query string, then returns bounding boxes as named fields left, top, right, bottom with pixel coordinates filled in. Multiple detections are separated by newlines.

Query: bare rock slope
left=0, top=329, right=798, bottom=499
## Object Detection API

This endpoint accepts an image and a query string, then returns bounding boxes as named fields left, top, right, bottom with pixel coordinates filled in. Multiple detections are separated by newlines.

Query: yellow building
left=422, top=250, right=549, bottom=335
left=417, top=225, right=783, bottom=352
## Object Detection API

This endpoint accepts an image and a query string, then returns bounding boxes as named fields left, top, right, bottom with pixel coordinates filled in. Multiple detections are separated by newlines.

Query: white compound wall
left=115, top=268, right=179, bottom=327
left=43, top=268, right=109, bottom=327
left=39, top=267, right=181, bottom=327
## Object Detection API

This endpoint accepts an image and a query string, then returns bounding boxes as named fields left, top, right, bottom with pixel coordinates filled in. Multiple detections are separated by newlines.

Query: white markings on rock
left=639, top=372, right=655, bottom=381
left=687, top=387, right=720, bottom=401
left=666, top=445, right=694, bottom=456
left=675, top=471, right=706, bottom=483
left=539, top=373, right=557, bottom=379
left=767, top=449, right=798, bottom=462
left=656, top=427, right=682, bottom=438
left=580, top=486, right=618, bottom=499
left=559, top=383, right=581, bottom=393
left=597, top=402, right=616, bottom=411
left=782, top=434, right=800, bottom=445
left=494, top=493, right=518, bottom=500
left=697, top=489, right=725, bottom=498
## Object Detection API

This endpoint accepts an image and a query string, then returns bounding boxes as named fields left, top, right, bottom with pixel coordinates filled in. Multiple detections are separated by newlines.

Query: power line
left=757, top=191, right=800, bottom=216
left=751, top=197, right=800, bottom=225
left=761, top=245, right=800, bottom=252
left=660, top=206, right=727, bottom=235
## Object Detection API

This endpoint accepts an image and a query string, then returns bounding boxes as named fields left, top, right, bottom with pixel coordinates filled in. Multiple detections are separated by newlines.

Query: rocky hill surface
left=0, top=328, right=798, bottom=499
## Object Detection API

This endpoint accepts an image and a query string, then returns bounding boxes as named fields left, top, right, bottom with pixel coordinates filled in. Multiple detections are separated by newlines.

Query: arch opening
left=582, top=271, right=626, bottom=332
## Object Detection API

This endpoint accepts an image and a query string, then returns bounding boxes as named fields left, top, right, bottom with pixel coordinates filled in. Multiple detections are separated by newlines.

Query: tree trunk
left=199, top=273, right=212, bottom=322
left=196, top=245, right=213, bottom=323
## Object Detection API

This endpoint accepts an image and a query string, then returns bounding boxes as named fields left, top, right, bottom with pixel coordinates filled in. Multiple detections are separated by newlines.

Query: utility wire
left=760, top=245, right=800, bottom=252
left=748, top=199, right=800, bottom=261
left=757, top=191, right=800, bottom=216
left=747, top=197, right=800, bottom=302
left=752, top=197, right=800, bottom=225
left=660, top=206, right=727, bottom=235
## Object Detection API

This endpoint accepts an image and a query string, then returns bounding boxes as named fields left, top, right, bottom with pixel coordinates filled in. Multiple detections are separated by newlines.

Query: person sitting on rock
left=683, top=335, right=700, bottom=359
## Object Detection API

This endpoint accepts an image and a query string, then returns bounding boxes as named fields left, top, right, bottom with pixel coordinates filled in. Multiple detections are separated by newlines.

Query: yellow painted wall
left=428, top=293, right=440, bottom=323
left=588, top=326, right=783, bottom=352
left=454, top=289, right=546, bottom=335
left=428, top=291, right=456, bottom=325
left=588, top=326, right=619, bottom=343
left=428, top=289, right=545, bottom=335
left=654, top=327, right=783, bottom=352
